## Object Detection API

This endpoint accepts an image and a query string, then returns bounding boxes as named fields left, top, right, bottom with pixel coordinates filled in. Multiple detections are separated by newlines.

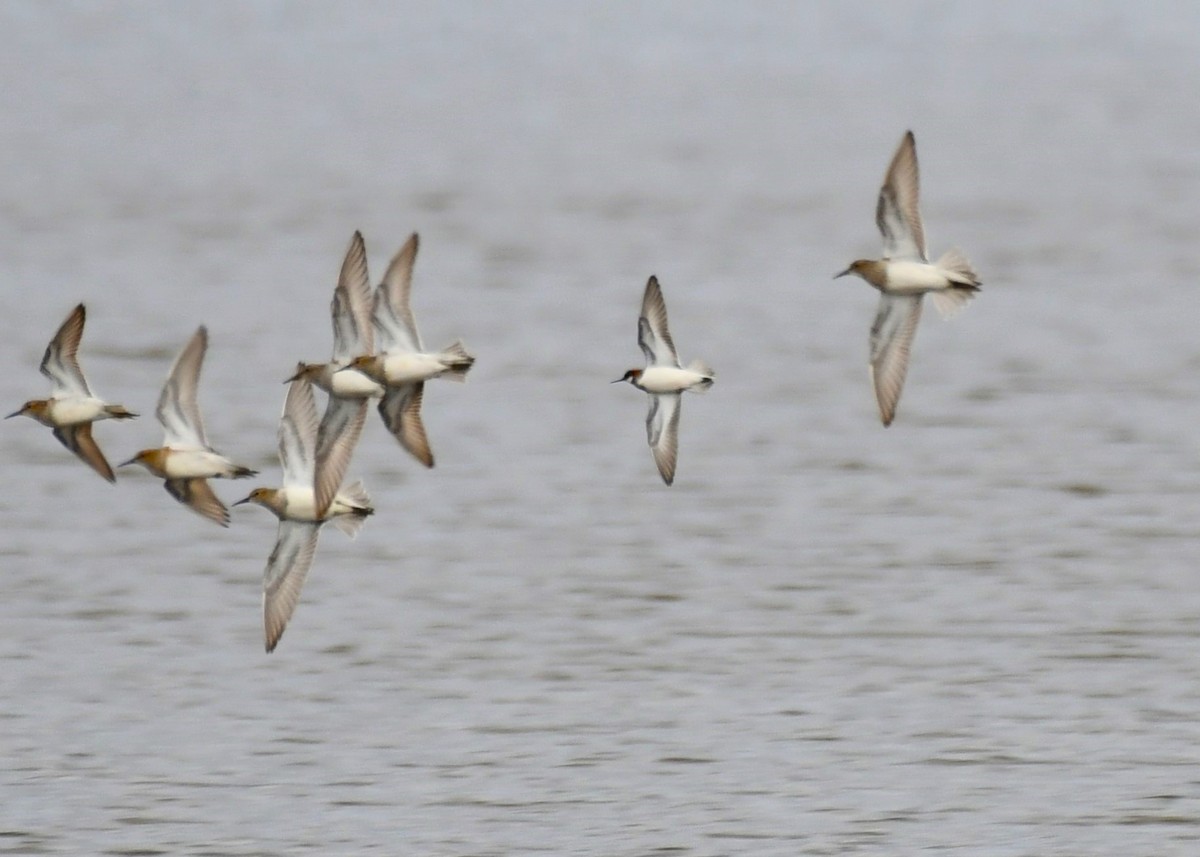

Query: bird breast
left=636, top=366, right=708, bottom=394
left=880, top=260, right=951, bottom=293
left=47, top=397, right=108, bottom=426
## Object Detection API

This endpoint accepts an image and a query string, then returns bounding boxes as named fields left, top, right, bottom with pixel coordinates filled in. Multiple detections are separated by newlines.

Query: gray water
left=3, top=3, right=1200, bottom=854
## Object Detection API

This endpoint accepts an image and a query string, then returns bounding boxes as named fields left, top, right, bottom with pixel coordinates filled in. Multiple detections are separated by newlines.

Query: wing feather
left=330, top=231, right=373, bottom=362
left=157, top=327, right=209, bottom=448
left=377, top=383, right=433, bottom=468
left=638, top=276, right=680, bottom=367
left=52, top=424, right=115, bottom=483
left=875, top=130, right=926, bottom=261
left=40, top=304, right=92, bottom=397
left=262, top=521, right=321, bottom=653
left=373, top=233, right=422, bottom=352
left=278, top=377, right=319, bottom=488
left=646, top=393, right=681, bottom=485
left=314, top=397, right=367, bottom=516
left=163, top=477, right=229, bottom=526
left=869, top=294, right=923, bottom=427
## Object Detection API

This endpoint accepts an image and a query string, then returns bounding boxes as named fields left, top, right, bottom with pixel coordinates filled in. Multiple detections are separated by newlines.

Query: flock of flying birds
left=8, top=130, right=980, bottom=652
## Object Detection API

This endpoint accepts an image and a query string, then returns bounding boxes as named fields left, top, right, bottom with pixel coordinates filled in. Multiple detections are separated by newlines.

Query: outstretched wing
left=278, top=377, right=319, bottom=489
left=163, top=477, right=229, bottom=527
left=637, top=275, right=680, bottom=368
left=373, top=233, right=422, bottom=353
left=314, top=397, right=368, bottom=517
left=875, top=130, right=926, bottom=262
left=645, top=393, right=681, bottom=485
left=377, top=383, right=433, bottom=468
left=52, top=424, right=115, bottom=483
left=157, top=326, right=209, bottom=448
left=262, top=521, right=322, bottom=653
left=41, top=304, right=92, bottom=397
left=330, top=231, right=374, bottom=362
left=869, top=294, right=923, bottom=427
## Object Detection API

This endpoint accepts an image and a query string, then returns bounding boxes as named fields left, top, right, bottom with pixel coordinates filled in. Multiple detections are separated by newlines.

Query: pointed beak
left=5, top=408, right=23, bottom=419
left=232, top=495, right=252, bottom=507
left=285, top=364, right=308, bottom=383
left=611, top=377, right=626, bottom=384
left=833, top=267, right=852, bottom=279
left=117, top=456, right=139, bottom=468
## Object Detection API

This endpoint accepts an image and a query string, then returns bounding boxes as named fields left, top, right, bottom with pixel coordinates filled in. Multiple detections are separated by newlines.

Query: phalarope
left=7, top=304, right=136, bottom=482
left=835, top=131, right=981, bottom=426
left=121, top=326, right=257, bottom=526
left=235, top=375, right=373, bottom=653
left=344, top=233, right=474, bottom=468
left=613, top=276, right=713, bottom=485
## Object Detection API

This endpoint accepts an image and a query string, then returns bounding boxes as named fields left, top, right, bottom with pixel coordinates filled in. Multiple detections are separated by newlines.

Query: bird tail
left=931, top=248, right=981, bottom=318
left=329, top=480, right=374, bottom=539
left=438, top=340, right=476, bottom=382
left=936, top=248, right=981, bottom=287
left=338, top=479, right=373, bottom=511
left=687, top=359, right=715, bottom=392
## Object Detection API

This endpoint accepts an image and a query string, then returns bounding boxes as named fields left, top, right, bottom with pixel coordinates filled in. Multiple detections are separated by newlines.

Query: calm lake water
left=3, top=3, right=1200, bottom=854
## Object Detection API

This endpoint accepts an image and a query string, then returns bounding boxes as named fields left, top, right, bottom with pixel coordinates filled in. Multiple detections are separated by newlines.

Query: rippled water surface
left=3, top=3, right=1200, bottom=854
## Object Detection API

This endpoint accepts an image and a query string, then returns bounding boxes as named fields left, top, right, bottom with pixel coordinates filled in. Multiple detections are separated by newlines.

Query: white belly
left=280, top=486, right=321, bottom=522
left=883, top=260, right=950, bottom=293
left=48, top=397, right=106, bottom=426
left=638, top=366, right=707, bottom=394
left=331, top=367, right=384, bottom=398
left=162, top=448, right=236, bottom=479
left=382, top=351, right=446, bottom=384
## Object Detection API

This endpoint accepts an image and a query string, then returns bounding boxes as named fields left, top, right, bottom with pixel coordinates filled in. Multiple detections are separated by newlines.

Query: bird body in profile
left=614, top=275, right=713, bottom=485
left=835, top=130, right=981, bottom=426
left=121, top=326, right=256, bottom=526
left=235, top=375, right=373, bottom=653
left=7, top=304, right=136, bottom=482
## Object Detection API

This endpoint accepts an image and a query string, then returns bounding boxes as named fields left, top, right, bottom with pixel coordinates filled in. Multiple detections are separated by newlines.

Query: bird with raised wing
left=8, top=304, right=137, bottom=482
left=344, top=233, right=474, bottom=468
left=835, top=130, right=981, bottom=426
left=613, top=275, right=714, bottom=485
left=121, top=326, right=256, bottom=526
left=235, top=375, right=373, bottom=653
left=288, top=231, right=380, bottom=516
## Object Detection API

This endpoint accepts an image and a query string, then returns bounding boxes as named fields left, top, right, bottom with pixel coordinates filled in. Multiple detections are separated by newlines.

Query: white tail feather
left=936, top=248, right=981, bottom=287
left=438, top=340, right=475, bottom=382
left=330, top=512, right=367, bottom=539
left=687, top=358, right=715, bottom=393
left=328, top=480, right=372, bottom=539
left=338, top=479, right=371, bottom=509
left=931, top=248, right=980, bottom=319
left=929, top=287, right=976, bottom=319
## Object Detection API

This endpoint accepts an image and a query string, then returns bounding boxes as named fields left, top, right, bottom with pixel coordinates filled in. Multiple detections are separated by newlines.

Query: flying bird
left=613, top=276, right=714, bottom=485
left=7, top=304, right=136, bottom=482
left=835, top=131, right=981, bottom=426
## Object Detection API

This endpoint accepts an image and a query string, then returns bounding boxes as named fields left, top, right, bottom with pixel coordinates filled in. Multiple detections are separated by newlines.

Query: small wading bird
left=8, top=304, right=137, bottom=482
left=235, top=374, right=374, bottom=653
left=835, top=130, right=981, bottom=426
left=288, top=231, right=380, bottom=516
left=121, top=326, right=257, bottom=526
left=345, top=233, right=475, bottom=468
left=613, top=275, right=714, bottom=485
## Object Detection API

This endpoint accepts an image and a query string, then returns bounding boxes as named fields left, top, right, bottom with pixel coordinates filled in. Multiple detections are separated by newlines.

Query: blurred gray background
left=2, top=2, right=1200, bottom=854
